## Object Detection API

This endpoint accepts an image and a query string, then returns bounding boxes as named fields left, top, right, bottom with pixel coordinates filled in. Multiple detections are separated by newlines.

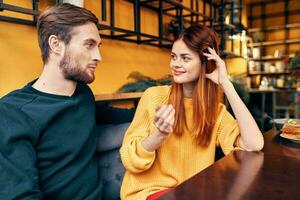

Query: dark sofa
left=95, top=102, right=135, bottom=200
left=96, top=122, right=131, bottom=200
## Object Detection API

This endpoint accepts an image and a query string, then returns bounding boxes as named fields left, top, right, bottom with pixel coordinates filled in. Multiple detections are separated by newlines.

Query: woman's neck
left=182, top=82, right=196, bottom=98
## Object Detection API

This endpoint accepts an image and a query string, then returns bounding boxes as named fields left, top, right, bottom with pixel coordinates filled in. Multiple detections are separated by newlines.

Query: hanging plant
left=289, top=57, right=300, bottom=89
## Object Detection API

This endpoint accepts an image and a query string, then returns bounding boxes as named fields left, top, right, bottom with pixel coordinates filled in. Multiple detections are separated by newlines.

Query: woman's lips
left=173, top=70, right=185, bottom=76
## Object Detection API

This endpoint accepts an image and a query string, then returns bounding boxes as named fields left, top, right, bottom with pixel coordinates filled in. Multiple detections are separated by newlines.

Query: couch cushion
left=96, top=122, right=130, bottom=200
left=97, top=149, right=125, bottom=200
left=96, top=122, right=130, bottom=152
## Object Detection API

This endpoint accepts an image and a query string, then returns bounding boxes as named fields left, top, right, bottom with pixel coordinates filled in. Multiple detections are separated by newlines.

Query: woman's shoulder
left=218, top=103, right=226, bottom=112
left=215, top=103, right=227, bottom=123
left=144, top=85, right=170, bottom=94
left=216, top=103, right=236, bottom=125
left=142, top=85, right=170, bottom=103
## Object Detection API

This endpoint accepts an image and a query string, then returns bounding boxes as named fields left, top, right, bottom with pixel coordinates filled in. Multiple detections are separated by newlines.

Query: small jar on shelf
left=276, top=76, right=285, bottom=88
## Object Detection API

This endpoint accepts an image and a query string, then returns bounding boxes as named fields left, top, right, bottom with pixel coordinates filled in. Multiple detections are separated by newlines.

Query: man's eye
left=86, top=43, right=93, bottom=47
left=171, top=54, right=176, bottom=60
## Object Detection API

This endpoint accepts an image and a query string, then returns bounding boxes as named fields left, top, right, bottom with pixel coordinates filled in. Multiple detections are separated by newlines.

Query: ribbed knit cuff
left=136, top=141, right=156, bottom=158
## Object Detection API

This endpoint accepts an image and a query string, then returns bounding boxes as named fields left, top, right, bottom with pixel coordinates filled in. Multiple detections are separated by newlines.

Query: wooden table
left=159, top=128, right=300, bottom=200
left=94, top=92, right=143, bottom=102
left=95, top=92, right=143, bottom=107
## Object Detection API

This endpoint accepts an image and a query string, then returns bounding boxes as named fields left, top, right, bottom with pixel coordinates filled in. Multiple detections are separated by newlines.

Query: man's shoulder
left=0, top=91, right=40, bottom=148
left=0, top=86, right=37, bottom=110
left=0, top=88, right=39, bottom=127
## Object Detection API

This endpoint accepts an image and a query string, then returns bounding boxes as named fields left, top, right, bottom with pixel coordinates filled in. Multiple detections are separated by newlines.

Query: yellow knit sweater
left=120, top=86, right=242, bottom=200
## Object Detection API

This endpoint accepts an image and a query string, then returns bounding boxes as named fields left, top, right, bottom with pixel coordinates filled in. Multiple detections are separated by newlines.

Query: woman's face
left=170, top=39, right=201, bottom=84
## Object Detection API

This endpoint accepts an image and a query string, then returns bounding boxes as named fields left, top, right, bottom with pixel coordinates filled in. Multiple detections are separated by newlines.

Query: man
left=0, top=3, right=103, bottom=199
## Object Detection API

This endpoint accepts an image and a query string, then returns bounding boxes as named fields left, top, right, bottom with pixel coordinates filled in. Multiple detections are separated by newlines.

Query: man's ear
left=48, top=35, right=64, bottom=55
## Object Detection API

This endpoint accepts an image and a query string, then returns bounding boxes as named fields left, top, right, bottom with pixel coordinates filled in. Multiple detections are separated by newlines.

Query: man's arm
left=0, top=103, right=43, bottom=199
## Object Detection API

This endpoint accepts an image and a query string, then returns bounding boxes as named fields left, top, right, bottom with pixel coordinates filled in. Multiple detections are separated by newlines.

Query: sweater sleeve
left=0, top=103, right=43, bottom=199
left=216, top=105, right=243, bottom=155
left=119, top=88, right=156, bottom=173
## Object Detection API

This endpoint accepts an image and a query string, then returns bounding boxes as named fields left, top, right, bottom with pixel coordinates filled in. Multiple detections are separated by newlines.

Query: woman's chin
left=173, top=77, right=185, bottom=84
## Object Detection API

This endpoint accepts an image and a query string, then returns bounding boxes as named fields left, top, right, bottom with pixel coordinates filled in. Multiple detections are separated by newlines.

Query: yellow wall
left=0, top=0, right=248, bottom=97
left=91, top=39, right=170, bottom=94
left=0, top=0, right=171, bottom=97
left=0, top=21, right=43, bottom=97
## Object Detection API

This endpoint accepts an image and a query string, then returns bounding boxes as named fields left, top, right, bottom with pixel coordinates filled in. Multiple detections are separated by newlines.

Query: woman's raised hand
left=203, top=47, right=229, bottom=85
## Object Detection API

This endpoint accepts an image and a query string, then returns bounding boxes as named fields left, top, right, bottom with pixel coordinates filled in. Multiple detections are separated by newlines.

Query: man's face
left=59, top=22, right=102, bottom=84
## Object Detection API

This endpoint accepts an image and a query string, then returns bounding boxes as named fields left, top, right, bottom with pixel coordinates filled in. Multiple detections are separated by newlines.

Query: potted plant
left=289, top=56, right=300, bottom=90
left=118, top=72, right=172, bottom=93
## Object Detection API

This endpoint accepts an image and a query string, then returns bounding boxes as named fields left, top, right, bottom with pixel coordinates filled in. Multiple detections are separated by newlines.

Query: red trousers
left=146, top=188, right=174, bottom=200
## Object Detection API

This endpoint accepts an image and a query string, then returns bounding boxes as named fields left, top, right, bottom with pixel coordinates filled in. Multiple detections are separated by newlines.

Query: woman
left=120, top=24, right=264, bottom=200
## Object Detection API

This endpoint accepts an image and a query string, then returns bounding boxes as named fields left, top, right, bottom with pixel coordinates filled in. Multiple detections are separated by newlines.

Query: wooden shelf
left=247, top=0, right=288, bottom=6
left=251, top=39, right=300, bottom=47
left=248, top=55, right=294, bottom=62
left=248, top=88, right=298, bottom=93
left=248, top=71, right=291, bottom=76
left=249, top=9, right=300, bottom=20
left=95, top=92, right=143, bottom=101
left=248, top=57, right=284, bottom=61
left=247, top=0, right=300, bottom=123
left=248, top=23, right=300, bottom=32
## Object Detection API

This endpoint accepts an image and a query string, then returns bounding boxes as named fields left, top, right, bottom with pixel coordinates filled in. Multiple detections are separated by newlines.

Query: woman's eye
left=171, top=54, right=176, bottom=60
left=183, top=57, right=191, bottom=62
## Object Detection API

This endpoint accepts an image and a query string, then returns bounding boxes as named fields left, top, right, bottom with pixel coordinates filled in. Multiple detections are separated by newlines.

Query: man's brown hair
left=37, top=3, right=99, bottom=63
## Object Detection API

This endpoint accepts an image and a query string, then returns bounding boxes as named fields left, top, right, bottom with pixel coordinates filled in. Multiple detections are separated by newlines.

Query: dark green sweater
left=0, top=82, right=102, bottom=199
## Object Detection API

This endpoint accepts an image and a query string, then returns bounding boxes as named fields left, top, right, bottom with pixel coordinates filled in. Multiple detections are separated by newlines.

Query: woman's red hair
left=168, top=24, right=221, bottom=147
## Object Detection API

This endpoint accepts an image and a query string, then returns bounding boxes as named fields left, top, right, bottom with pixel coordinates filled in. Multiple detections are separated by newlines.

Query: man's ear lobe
left=48, top=35, right=63, bottom=54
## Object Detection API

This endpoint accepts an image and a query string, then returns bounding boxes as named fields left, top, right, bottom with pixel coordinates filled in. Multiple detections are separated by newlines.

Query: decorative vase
left=63, top=0, right=84, bottom=7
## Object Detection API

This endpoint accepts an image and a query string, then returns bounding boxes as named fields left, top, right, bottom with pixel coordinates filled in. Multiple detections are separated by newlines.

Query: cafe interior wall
left=0, top=0, right=249, bottom=97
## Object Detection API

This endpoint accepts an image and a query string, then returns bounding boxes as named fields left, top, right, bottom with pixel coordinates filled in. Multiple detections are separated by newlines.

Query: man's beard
left=59, top=51, right=95, bottom=84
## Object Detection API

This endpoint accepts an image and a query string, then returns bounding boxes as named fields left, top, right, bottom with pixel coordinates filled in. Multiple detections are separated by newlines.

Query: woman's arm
left=120, top=88, right=175, bottom=173
left=204, top=47, right=264, bottom=151
left=221, top=80, right=264, bottom=151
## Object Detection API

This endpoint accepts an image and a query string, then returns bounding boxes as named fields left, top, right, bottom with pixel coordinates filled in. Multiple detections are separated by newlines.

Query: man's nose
left=93, top=47, right=102, bottom=62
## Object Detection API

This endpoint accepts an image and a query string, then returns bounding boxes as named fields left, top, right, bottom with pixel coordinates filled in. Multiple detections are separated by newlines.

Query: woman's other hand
left=154, top=104, right=175, bottom=135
